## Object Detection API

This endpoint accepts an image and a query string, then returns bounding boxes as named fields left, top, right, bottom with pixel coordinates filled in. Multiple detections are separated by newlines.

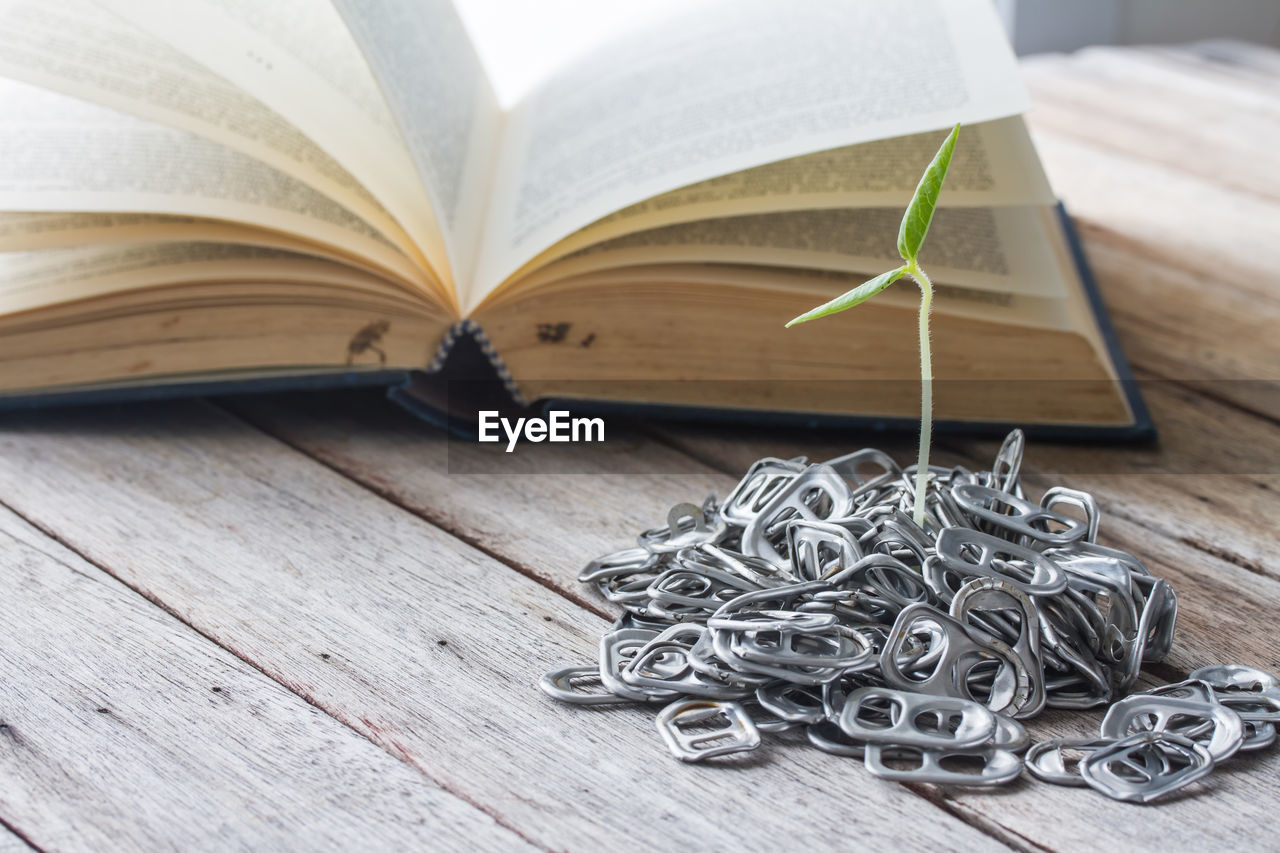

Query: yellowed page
left=0, top=242, right=426, bottom=316
left=0, top=0, right=439, bottom=284
left=91, top=0, right=449, bottom=290
left=471, top=273, right=1128, bottom=425
left=0, top=78, right=424, bottom=288
left=472, top=0, right=1029, bottom=304
left=486, top=260, right=1072, bottom=332
left=326, top=0, right=503, bottom=300
left=0, top=291, right=443, bottom=395
left=516, top=117, right=1053, bottom=276
left=0, top=212, right=425, bottom=286
left=610, top=117, right=1053, bottom=215
left=514, top=205, right=1070, bottom=299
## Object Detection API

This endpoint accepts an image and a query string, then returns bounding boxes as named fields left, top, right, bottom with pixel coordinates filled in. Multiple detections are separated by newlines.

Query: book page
left=91, top=0, right=449, bottom=291
left=472, top=0, right=1030, bottom=302
left=0, top=0, right=437, bottom=279
left=0, top=212, right=418, bottom=281
left=490, top=261, right=1073, bottom=331
left=559, top=117, right=1050, bottom=251
left=327, top=0, right=502, bottom=292
left=0, top=244, right=446, bottom=395
left=0, top=78, right=426, bottom=289
left=472, top=267, right=1128, bottom=424
left=518, top=206, right=1069, bottom=298
left=506, top=117, right=1054, bottom=283
left=0, top=242, right=427, bottom=317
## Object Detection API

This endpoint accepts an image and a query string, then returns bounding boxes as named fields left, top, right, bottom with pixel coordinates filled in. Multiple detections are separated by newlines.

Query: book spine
left=426, top=319, right=527, bottom=405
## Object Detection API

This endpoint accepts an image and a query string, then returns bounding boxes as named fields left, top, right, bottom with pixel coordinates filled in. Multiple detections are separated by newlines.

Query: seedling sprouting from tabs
left=786, top=123, right=961, bottom=527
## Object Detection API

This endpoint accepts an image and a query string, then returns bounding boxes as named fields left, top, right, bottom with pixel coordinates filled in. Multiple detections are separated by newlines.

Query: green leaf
left=784, top=266, right=908, bottom=327
left=897, top=123, right=961, bottom=262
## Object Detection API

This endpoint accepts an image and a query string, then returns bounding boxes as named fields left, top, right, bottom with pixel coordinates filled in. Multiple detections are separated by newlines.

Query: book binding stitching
left=426, top=319, right=528, bottom=406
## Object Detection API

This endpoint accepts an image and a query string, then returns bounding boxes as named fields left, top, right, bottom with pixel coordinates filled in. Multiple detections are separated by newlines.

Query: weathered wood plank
left=226, top=391, right=738, bottom=610
left=0, top=401, right=1007, bottom=853
left=226, top=391, right=1280, bottom=850
left=0, top=827, right=33, bottom=853
left=1126, top=44, right=1280, bottom=103
left=1157, top=41, right=1280, bottom=83
left=1017, top=130, right=1280, bottom=403
left=1022, top=48, right=1280, bottom=203
left=1024, top=127, right=1280, bottom=315
left=228, top=387, right=1280, bottom=673
left=1076, top=236, right=1280, bottom=419
left=0, top=504, right=529, bottom=853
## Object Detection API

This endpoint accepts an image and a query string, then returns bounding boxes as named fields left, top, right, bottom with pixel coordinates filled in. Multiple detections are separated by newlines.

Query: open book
left=0, top=0, right=1150, bottom=437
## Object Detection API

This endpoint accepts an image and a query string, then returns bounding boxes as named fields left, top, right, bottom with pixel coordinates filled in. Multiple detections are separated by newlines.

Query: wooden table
left=1, top=42, right=1278, bottom=852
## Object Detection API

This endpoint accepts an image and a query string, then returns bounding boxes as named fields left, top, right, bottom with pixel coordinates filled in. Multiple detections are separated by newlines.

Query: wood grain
left=225, top=389, right=1280, bottom=851
left=0, top=402, right=1007, bottom=853
left=1022, top=49, right=1280, bottom=204
left=0, top=504, right=528, bottom=852
left=0, top=41, right=1277, bottom=853
left=1017, top=133, right=1280, bottom=388
left=234, top=386, right=1280, bottom=673
left=1159, top=41, right=1280, bottom=83
left=224, top=391, right=725, bottom=612
left=0, top=827, right=32, bottom=853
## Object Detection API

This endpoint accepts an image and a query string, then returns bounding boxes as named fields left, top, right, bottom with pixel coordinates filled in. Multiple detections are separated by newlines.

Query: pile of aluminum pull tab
left=540, top=431, right=1280, bottom=804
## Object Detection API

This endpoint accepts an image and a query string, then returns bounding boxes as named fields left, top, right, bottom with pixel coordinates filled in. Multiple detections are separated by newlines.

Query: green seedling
left=786, top=123, right=961, bottom=528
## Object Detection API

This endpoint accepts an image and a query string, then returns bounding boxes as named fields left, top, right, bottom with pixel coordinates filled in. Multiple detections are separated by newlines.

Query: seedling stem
left=785, top=124, right=960, bottom=529
left=905, top=260, right=933, bottom=526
